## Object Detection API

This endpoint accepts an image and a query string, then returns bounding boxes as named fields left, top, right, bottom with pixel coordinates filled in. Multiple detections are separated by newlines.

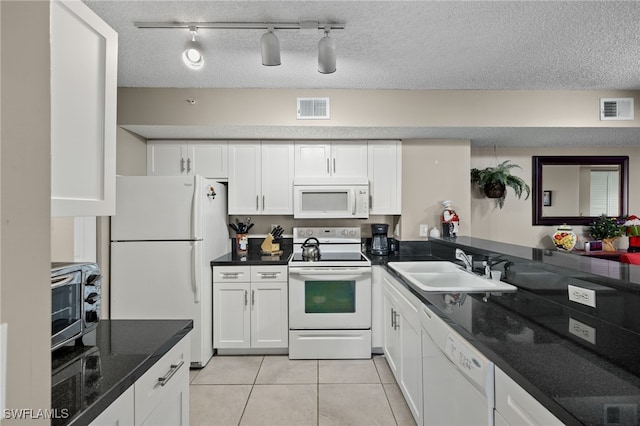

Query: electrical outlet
left=419, top=224, right=429, bottom=237
left=568, top=285, right=596, bottom=308
left=569, top=317, right=596, bottom=344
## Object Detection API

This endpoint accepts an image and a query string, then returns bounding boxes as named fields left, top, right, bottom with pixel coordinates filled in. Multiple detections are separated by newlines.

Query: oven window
left=301, top=191, right=349, bottom=212
left=305, top=280, right=356, bottom=313
left=52, top=283, right=81, bottom=335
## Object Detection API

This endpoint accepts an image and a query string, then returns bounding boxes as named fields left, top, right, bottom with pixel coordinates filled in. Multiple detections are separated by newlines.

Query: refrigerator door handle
left=192, top=242, right=200, bottom=303
left=192, top=176, right=202, bottom=240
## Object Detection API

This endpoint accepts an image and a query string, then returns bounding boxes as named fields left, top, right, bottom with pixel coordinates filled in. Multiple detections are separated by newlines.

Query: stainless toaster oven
left=51, top=262, right=102, bottom=351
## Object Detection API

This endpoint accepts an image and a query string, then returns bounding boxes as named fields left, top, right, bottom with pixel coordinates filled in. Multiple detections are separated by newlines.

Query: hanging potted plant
left=470, top=160, right=531, bottom=208
left=587, top=214, right=624, bottom=251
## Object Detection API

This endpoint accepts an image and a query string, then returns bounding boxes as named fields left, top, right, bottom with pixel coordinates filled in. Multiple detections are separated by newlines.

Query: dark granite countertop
left=386, top=237, right=640, bottom=426
left=51, top=319, right=193, bottom=426
left=211, top=238, right=292, bottom=266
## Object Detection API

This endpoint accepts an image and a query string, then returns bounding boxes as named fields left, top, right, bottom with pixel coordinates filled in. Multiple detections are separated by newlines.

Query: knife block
left=260, top=234, right=282, bottom=255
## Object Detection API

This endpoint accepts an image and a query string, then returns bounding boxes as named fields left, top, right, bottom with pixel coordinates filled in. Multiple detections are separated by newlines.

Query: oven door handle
left=289, top=270, right=369, bottom=280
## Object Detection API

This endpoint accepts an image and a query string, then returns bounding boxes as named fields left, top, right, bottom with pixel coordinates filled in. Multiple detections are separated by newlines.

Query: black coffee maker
left=370, top=224, right=390, bottom=256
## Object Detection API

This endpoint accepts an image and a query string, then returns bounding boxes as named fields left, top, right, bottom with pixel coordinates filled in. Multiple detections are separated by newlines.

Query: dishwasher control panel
left=445, top=333, right=489, bottom=389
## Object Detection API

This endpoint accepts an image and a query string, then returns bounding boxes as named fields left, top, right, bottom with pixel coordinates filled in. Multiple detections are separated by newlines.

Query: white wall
left=470, top=146, right=640, bottom=248
left=1, top=0, right=51, bottom=419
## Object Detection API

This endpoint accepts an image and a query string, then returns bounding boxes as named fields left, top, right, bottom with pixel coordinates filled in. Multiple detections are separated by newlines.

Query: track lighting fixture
left=136, top=21, right=345, bottom=73
left=317, top=27, right=336, bottom=74
left=261, top=26, right=281, bottom=66
left=182, top=27, right=204, bottom=70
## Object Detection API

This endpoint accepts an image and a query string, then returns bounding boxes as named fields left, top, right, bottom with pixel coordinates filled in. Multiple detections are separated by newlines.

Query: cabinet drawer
left=134, top=335, right=190, bottom=425
left=251, top=265, right=288, bottom=282
left=213, top=266, right=250, bottom=282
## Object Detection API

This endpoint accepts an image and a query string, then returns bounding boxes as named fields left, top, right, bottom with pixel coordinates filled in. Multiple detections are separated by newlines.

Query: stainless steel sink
left=388, top=261, right=517, bottom=293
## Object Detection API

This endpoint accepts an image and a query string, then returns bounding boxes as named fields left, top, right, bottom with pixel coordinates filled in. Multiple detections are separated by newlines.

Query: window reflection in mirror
left=532, top=156, right=629, bottom=226
left=541, top=164, right=620, bottom=217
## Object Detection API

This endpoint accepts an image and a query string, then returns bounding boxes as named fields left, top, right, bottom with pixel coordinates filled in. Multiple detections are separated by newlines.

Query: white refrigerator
left=110, top=175, right=228, bottom=367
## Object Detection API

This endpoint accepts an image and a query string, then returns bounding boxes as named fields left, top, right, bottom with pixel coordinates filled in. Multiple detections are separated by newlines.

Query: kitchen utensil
left=246, top=223, right=254, bottom=233
left=301, top=237, right=321, bottom=261
left=229, top=223, right=239, bottom=232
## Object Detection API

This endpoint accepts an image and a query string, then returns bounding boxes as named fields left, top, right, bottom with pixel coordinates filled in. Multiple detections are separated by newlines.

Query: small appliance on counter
left=370, top=223, right=390, bottom=256
left=51, top=262, right=102, bottom=351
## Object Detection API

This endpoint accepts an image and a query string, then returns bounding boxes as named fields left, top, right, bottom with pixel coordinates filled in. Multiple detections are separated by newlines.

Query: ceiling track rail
left=134, top=21, right=346, bottom=31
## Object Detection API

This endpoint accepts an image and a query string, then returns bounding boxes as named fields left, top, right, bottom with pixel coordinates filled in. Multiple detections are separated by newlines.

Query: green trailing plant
left=587, top=214, right=624, bottom=240
left=470, top=160, right=531, bottom=208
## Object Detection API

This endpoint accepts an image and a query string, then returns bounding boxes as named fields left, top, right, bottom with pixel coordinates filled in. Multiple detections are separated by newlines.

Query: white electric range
left=288, top=227, right=372, bottom=359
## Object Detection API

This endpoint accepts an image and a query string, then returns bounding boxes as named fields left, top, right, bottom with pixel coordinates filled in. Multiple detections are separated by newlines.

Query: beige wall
left=1, top=0, right=51, bottom=420
left=118, top=88, right=640, bottom=129
left=116, top=127, right=147, bottom=176
left=51, top=218, right=74, bottom=261
left=470, top=146, right=640, bottom=248
left=400, top=140, right=471, bottom=240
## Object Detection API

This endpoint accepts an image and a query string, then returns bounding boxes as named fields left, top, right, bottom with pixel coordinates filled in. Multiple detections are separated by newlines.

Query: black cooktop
left=289, top=252, right=369, bottom=263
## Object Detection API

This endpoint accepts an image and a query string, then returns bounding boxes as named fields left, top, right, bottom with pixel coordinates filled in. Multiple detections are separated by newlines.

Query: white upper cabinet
left=294, top=141, right=367, bottom=178
left=368, top=141, right=402, bottom=215
left=228, top=141, right=294, bottom=215
left=147, top=140, right=228, bottom=178
left=51, top=0, right=117, bottom=217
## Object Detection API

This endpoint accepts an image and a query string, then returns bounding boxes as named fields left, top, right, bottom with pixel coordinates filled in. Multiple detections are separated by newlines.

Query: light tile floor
left=189, top=355, right=417, bottom=426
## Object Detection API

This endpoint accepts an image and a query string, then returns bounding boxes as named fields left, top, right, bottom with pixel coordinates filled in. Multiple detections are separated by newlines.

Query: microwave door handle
left=352, top=189, right=356, bottom=215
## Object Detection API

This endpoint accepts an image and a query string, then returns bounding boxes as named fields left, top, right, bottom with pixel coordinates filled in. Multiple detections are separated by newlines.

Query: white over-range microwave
left=293, top=177, right=369, bottom=219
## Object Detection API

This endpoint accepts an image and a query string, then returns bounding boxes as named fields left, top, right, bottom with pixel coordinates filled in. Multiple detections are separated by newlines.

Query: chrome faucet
left=455, top=249, right=473, bottom=272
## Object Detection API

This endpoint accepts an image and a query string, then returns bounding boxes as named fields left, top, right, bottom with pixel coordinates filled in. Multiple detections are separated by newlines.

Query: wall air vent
left=600, top=98, right=634, bottom=121
left=297, top=97, right=330, bottom=120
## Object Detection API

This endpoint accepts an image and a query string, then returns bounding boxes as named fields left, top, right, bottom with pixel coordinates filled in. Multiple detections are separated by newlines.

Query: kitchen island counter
left=51, top=319, right=192, bottom=426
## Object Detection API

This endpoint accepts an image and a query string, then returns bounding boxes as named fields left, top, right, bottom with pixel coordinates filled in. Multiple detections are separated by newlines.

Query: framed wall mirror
left=532, top=156, right=629, bottom=225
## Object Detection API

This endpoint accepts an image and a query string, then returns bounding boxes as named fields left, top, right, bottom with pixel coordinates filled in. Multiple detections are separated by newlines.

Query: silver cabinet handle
left=244, top=290, right=248, bottom=307
left=221, top=272, right=240, bottom=279
left=256, top=195, right=259, bottom=211
left=186, top=158, right=192, bottom=173
left=157, top=360, right=184, bottom=386
left=326, top=158, right=330, bottom=174
left=180, top=158, right=185, bottom=173
left=394, top=312, right=400, bottom=330
left=391, top=308, right=396, bottom=328
left=251, top=289, right=255, bottom=307
left=258, top=272, right=279, bottom=279
left=333, top=158, right=336, bottom=173
left=262, top=195, right=265, bottom=211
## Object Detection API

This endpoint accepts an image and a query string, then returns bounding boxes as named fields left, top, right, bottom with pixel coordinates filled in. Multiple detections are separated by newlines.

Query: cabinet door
left=51, top=0, right=117, bottom=216
left=147, top=142, right=186, bottom=176
left=213, top=283, right=251, bottom=348
left=331, top=142, right=368, bottom=177
left=261, top=142, right=295, bottom=214
left=228, top=142, right=262, bottom=214
left=495, top=367, right=563, bottom=426
left=251, top=281, right=288, bottom=348
left=382, top=291, right=400, bottom=377
left=90, top=386, right=134, bottom=426
left=135, top=335, right=190, bottom=426
left=398, top=311, right=423, bottom=424
left=189, top=142, right=228, bottom=178
left=368, top=141, right=401, bottom=214
left=294, top=143, right=331, bottom=177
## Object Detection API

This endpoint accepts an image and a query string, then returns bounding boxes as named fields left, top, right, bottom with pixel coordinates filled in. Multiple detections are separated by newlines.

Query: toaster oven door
left=51, top=271, right=83, bottom=350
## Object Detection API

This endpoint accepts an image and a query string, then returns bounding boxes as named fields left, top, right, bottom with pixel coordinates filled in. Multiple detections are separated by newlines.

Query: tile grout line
left=236, top=356, right=265, bottom=426
left=373, top=356, right=401, bottom=426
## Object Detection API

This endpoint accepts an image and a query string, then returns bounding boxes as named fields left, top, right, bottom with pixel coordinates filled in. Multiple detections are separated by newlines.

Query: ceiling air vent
left=297, top=97, right=330, bottom=120
left=600, top=98, right=634, bottom=121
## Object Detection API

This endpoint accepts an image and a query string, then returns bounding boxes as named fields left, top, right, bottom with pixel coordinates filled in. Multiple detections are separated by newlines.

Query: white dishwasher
left=420, top=304, right=494, bottom=426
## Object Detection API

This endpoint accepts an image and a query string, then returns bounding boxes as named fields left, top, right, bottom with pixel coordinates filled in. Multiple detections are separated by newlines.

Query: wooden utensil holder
left=260, top=233, right=281, bottom=255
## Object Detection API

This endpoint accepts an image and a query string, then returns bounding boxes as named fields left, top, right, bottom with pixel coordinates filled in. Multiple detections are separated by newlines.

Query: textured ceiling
left=84, top=1, right=640, bottom=145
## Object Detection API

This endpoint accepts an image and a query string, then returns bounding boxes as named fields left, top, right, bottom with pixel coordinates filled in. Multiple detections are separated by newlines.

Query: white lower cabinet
left=90, top=386, right=135, bottom=426
left=90, top=334, right=190, bottom=426
left=381, top=269, right=423, bottom=425
left=213, top=265, right=288, bottom=349
left=494, top=367, right=563, bottom=426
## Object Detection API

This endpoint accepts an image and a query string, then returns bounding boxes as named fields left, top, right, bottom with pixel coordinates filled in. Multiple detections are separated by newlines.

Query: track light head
left=182, top=27, right=204, bottom=70
left=318, top=27, right=336, bottom=74
left=261, top=27, right=281, bottom=66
